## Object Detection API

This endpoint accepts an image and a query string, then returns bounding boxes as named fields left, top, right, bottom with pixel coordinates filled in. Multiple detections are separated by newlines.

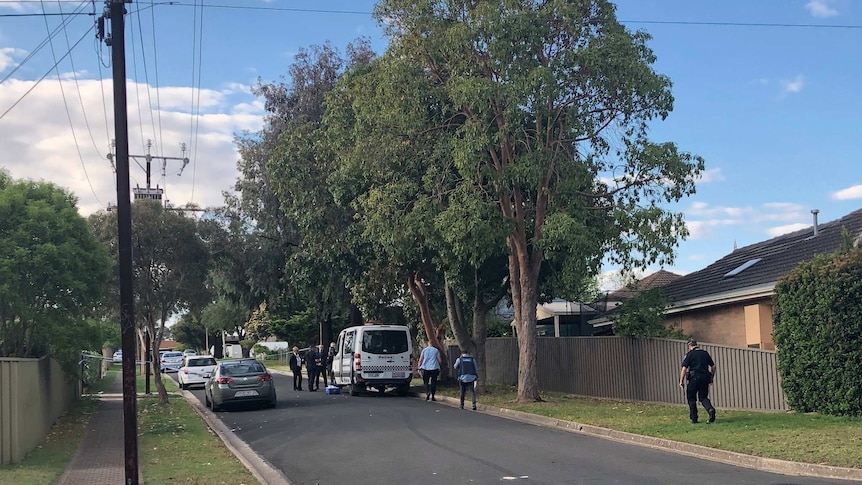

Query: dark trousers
left=291, top=367, right=302, bottom=390
left=308, top=367, right=318, bottom=390
left=459, top=380, right=477, bottom=408
left=421, top=369, right=440, bottom=398
left=686, top=376, right=715, bottom=422
left=315, top=367, right=326, bottom=389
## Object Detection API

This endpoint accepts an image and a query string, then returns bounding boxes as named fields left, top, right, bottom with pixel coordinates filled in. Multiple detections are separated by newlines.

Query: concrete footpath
left=56, top=369, right=862, bottom=484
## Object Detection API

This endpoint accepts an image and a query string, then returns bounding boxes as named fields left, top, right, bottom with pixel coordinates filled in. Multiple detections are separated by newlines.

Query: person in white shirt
left=417, top=342, right=443, bottom=401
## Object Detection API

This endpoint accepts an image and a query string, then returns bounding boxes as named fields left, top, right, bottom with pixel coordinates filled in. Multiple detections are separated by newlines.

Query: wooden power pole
left=102, top=1, right=139, bottom=483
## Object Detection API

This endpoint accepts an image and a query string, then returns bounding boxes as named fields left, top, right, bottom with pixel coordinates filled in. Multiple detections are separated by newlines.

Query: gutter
left=664, top=282, right=776, bottom=314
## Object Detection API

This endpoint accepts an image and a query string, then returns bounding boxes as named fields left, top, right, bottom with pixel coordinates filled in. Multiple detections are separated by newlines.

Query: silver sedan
left=204, top=359, right=277, bottom=411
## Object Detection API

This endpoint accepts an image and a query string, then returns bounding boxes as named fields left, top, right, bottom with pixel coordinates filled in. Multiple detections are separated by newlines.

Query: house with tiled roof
left=588, top=269, right=683, bottom=334
left=606, top=269, right=683, bottom=301
left=660, top=208, right=862, bottom=349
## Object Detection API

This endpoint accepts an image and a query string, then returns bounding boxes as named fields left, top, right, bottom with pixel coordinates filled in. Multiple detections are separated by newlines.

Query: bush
left=773, top=247, right=862, bottom=416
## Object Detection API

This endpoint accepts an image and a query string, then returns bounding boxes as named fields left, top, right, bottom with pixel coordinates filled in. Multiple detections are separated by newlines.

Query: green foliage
left=612, top=288, right=685, bottom=339
left=773, top=247, right=862, bottom=416
left=0, top=177, right=110, bottom=373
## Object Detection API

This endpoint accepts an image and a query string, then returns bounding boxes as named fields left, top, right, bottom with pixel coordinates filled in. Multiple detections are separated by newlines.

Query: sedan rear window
left=221, top=362, right=266, bottom=376
left=189, top=358, right=216, bottom=366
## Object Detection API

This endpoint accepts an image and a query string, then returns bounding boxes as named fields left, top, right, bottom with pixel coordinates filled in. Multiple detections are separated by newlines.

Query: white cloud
left=781, top=75, right=804, bottom=95
left=766, top=223, right=810, bottom=237
left=683, top=201, right=809, bottom=240
left=0, top=74, right=264, bottom=216
left=696, top=168, right=725, bottom=183
left=805, top=0, right=839, bottom=18
left=0, top=47, right=26, bottom=72
left=831, top=184, right=862, bottom=200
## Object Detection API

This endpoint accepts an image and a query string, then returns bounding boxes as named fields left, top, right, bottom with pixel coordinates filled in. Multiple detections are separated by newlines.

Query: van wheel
left=396, top=383, right=409, bottom=397
left=349, top=379, right=364, bottom=396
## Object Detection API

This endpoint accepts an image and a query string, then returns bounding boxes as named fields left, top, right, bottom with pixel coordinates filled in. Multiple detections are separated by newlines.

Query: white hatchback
left=177, top=355, right=218, bottom=390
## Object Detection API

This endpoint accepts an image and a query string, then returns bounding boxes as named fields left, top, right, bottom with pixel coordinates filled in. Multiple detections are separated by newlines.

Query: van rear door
left=359, top=329, right=411, bottom=380
left=334, top=329, right=356, bottom=385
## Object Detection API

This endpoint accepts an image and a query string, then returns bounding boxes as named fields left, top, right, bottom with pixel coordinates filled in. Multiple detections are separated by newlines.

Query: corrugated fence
left=466, top=337, right=788, bottom=412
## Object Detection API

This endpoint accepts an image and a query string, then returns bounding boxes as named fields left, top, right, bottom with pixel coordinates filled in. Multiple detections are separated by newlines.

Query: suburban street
left=177, top=373, right=852, bottom=485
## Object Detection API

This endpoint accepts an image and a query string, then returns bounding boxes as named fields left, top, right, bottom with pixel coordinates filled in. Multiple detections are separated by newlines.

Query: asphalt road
left=179, top=373, right=854, bottom=485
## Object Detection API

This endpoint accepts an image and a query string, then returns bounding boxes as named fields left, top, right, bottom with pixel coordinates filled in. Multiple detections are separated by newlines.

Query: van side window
left=343, top=332, right=354, bottom=354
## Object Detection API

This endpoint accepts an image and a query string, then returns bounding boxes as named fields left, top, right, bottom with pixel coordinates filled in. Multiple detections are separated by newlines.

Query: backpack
left=457, top=356, right=477, bottom=383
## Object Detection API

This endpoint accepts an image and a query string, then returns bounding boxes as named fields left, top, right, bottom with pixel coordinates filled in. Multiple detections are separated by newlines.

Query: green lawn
left=432, top=383, right=862, bottom=468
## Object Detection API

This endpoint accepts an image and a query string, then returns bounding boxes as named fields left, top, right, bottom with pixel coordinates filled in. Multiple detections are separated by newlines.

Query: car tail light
left=354, top=352, right=361, bottom=371
left=216, top=377, right=233, bottom=384
left=258, top=374, right=272, bottom=382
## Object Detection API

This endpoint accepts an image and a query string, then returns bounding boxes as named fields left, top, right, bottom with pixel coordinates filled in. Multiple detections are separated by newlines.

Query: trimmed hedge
left=773, top=247, right=862, bottom=416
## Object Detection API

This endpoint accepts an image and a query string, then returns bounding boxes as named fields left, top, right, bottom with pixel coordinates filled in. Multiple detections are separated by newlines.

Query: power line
left=0, top=0, right=90, bottom=84
left=147, top=0, right=165, bottom=159
left=56, top=0, right=106, bottom=159
left=0, top=24, right=94, bottom=122
left=0, top=11, right=89, bottom=17
left=189, top=0, right=204, bottom=203
left=36, top=0, right=102, bottom=205
left=620, top=19, right=862, bottom=29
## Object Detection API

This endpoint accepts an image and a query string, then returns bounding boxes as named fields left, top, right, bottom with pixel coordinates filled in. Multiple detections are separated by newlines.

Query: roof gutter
left=664, top=282, right=776, bottom=314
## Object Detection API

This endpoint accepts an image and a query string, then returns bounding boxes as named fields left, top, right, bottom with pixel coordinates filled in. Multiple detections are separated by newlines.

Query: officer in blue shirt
left=454, top=349, right=478, bottom=410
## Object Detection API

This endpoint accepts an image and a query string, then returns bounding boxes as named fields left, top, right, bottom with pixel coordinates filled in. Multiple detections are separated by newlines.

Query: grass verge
left=432, top=382, right=862, bottom=468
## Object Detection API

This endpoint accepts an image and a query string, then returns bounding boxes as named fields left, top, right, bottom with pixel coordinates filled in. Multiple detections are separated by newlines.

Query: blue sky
left=1, top=0, right=860, bottom=282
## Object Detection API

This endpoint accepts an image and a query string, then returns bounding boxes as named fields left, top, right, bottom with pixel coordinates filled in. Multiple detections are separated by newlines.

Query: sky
left=1, top=0, right=861, bottom=284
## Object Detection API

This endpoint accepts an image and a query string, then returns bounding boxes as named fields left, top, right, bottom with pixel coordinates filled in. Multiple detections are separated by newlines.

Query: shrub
left=773, top=247, right=862, bottom=416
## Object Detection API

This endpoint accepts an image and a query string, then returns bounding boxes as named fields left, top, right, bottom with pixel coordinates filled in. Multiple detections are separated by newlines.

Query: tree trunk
left=406, top=272, right=443, bottom=352
left=509, top=239, right=542, bottom=402
left=472, top=298, right=489, bottom=394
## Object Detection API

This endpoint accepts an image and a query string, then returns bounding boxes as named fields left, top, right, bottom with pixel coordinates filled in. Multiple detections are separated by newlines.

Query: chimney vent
left=811, top=209, right=820, bottom=236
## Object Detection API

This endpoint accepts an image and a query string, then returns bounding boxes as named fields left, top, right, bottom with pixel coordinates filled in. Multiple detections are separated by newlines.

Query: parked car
left=160, top=351, right=184, bottom=373
left=177, top=355, right=217, bottom=390
left=112, top=350, right=123, bottom=363
left=183, top=349, right=197, bottom=357
left=204, top=359, right=277, bottom=411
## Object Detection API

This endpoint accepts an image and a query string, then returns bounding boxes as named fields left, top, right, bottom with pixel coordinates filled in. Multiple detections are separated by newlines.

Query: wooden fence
left=451, top=337, right=788, bottom=412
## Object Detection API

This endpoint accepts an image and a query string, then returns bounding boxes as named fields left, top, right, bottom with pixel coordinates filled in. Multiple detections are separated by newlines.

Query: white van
left=331, top=325, right=413, bottom=396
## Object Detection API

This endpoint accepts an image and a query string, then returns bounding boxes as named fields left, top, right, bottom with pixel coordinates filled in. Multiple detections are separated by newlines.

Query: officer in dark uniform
left=678, top=339, right=717, bottom=424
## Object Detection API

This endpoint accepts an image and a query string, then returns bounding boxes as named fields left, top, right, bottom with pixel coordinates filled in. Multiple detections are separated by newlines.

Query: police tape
left=79, top=352, right=152, bottom=365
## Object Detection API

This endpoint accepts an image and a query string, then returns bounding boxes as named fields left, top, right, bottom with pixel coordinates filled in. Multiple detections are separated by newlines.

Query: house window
left=724, top=258, right=762, bottom=278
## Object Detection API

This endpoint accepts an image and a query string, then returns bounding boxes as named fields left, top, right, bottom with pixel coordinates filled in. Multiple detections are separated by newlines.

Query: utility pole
left=101, top=1, right=139, bottom=483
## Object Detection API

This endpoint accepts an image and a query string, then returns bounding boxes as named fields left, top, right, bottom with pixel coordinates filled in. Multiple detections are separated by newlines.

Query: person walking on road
left=679, top=339, right=717, bottom=424
left=454, top=348, right=478, bottom=410
left=417, top=342, right=442, bottom=401
left=305, top=345, right=319, bottom=391
left=289, top=346, right=303, bottom=391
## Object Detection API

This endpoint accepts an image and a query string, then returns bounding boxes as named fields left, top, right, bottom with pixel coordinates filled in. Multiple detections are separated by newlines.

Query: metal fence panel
left=481, top=337, right=788, bottom=412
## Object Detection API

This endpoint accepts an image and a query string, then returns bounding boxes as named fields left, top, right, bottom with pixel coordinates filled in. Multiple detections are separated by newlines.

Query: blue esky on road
left=0, top=0, right=860, bottom=283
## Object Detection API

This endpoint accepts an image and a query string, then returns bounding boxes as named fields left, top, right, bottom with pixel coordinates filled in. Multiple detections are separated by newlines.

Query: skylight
left=724, top=258, right=762, bottom=278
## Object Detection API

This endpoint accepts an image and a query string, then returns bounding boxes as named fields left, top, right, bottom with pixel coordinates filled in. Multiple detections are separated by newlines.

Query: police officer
left=678, top=339, right=717, bottom=424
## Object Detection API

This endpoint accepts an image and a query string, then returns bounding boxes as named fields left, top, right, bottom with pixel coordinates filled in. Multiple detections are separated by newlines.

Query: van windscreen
left=362, top=330, right=408, bottom=354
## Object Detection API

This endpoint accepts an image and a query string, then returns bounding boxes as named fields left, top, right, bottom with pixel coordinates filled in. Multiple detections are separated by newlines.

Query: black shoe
left=460, top=404, right=464, bottom=409
left=431, top=396, right=436, bottom=402
left=472, top=405, right=477, bottom=410
left=708, top=409, right=716, bottom=423
left=426, top=394, right=430, bottom=401
left=691, top=420, right=698, bottom=424
left=298, top=387, right=303, bottom=391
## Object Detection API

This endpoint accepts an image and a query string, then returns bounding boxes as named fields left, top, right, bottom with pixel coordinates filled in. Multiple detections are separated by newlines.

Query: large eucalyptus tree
left=371, top=0, right=704, bottom=401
